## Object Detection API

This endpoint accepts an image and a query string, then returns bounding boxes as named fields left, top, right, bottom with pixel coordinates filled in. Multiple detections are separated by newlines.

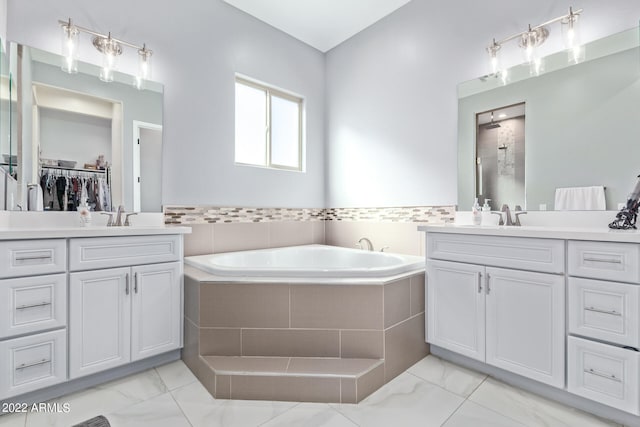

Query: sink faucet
left=492, top=204, right=527, bottom=226
left=502, top=204, right=514, bottom=226
left=114, top=205, right=126, bottom=227
left=357, top=237, right=374, bottom=251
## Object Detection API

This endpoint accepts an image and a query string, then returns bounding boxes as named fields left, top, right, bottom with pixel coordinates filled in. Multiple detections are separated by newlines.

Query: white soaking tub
left=184, top=244, right=424, bottom=281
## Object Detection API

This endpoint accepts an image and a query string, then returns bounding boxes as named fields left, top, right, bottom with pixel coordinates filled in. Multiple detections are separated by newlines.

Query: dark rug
left=72, top=415, right=110, bottom=427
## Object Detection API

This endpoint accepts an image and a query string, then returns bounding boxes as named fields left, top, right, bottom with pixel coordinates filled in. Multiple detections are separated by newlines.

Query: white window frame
left=235, top=76, right=304, bottom=172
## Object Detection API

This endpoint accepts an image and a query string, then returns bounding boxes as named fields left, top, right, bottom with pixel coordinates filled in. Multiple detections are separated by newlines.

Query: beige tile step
left=200, top=356, right=384, bottom=403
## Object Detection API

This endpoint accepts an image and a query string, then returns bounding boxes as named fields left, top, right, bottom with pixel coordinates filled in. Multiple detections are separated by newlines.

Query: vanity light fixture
left=486, top=7, right=583, bottom=78
left=58, top=18, right=153, bottom=88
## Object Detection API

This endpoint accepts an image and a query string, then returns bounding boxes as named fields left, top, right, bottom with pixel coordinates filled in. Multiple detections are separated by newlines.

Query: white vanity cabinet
left=0, top=239, right=68, bottom=400
left=426, top=233, right=565, bottom=388
left=68, top=235, right=183, bottom=379
left=567, top=240, right=640, bottom=415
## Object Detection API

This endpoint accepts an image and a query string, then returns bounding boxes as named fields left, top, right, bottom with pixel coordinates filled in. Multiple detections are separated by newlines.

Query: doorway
left=133, top=121, right=163, bottom=212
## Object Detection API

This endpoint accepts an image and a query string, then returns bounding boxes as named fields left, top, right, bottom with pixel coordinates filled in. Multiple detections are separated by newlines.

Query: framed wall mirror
left=458, top=25, right=640, bottom=211
left=8, top=42, right=163, bottom=212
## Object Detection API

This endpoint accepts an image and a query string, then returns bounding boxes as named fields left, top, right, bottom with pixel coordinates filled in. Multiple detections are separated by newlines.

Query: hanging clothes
left=39, top=167, right=112, bottom=212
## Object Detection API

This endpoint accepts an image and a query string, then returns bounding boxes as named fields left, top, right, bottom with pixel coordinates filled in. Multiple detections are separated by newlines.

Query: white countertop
left=0, top=225, right=191, bottom=240
left=418, top=224, right=640, bottom=243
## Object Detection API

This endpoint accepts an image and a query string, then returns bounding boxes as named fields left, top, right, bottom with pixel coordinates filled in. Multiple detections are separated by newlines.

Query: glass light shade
left=99, top=39, right=119, bottom=83
left=135, top=48, right=152, bottom=90
left=487, top=41, right=501, bottom=75
left=61, top=23, right=79, bottom=74
left=562, top=13, right=584, bottom=64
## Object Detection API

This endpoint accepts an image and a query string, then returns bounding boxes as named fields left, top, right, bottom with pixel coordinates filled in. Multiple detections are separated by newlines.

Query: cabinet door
left=69, top=268, right=131, bottom=379
left=427, top=260, right=485, bottom=361
left=131, top=262, right=182, bottom=361
left=485, top=267, right=565, bottom=387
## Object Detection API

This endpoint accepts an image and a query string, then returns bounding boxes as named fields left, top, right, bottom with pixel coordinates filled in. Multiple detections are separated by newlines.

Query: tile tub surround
left=182, top=267, right=428, bottom=403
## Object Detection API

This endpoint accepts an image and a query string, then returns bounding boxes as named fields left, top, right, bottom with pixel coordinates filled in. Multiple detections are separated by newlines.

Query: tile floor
left=0, top=355, right=623, bottom=427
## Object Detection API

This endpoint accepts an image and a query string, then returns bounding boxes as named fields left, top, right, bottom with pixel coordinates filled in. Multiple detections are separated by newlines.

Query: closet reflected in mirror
left=475, top=103, right=525, bottom=211
left=10, top=42, right=163, bottom=212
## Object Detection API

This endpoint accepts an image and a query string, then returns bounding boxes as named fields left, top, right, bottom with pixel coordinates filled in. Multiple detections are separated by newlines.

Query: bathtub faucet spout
left=356, top=237, right=374, bottom=251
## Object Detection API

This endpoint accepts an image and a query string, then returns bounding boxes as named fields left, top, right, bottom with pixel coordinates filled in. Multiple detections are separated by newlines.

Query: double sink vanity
left=0, top=217, right=189, bottom=404
left=420, top=222, right=640, bottom=423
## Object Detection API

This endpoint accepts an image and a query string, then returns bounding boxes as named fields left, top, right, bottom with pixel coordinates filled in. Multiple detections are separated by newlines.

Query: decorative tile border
left=164, top=206, right=325, bottom=224
left=164, top=205, right=455, bottom=225
left=325, top=206, right=455, bottom=223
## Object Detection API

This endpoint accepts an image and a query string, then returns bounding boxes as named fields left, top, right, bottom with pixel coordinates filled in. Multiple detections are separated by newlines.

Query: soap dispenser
left=472, top=198, right=482, bottom=225
left=77, top=198, right=92, bottom=227
left=481, top=199, right=492, bottom=225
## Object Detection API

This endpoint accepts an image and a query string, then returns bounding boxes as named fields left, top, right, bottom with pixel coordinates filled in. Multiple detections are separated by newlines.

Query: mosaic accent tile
left=325, top=206, right=455, bottom=223
left=164, top=206, right=455, bottom=225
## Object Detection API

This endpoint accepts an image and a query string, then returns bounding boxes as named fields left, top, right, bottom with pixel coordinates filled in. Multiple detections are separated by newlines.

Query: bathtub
left=184, top=244, right=424, bottom=282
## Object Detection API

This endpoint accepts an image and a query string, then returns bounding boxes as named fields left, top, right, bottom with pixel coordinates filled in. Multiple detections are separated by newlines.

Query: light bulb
left=486, top=40, right=501, bottom=75
left=60, top=19, right=79, bottom=74
left=562, top=8, right=584, bottom=64
left=98, top=35, right=120, bottom=83
left=135, top=45, right=152, bottom=90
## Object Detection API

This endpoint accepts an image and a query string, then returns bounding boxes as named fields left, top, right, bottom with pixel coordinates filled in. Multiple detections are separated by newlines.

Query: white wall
left=325, top=0, right=640, bottom=207
left=39, top=108, right=111, bottom=167
left=7, top=0, right=325, bottom=208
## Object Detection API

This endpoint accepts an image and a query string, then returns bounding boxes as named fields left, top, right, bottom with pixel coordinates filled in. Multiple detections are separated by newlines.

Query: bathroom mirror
left=458, top=26, right=640, bottom=211
left=9, top=42, right=163, bottom=212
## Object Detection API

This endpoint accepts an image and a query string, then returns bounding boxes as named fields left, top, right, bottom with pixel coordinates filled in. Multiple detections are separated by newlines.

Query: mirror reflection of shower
left=475, top=102, right=526, bottom=210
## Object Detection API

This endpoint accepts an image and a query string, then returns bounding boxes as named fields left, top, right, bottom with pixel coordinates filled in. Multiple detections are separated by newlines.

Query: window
left=235, top=77, right=303, bottom=171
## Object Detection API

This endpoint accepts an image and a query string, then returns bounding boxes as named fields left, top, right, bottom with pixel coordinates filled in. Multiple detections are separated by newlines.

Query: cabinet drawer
left=0, top=329, right=67, bottom=400
left=569, top=278, right=639, bottom=347
left=69, top=235, right=182, bottom=271
left=0, top=274, right=67, bottom=339
left=0, top=239, right=66, bottom=279
left=427, top=233, right=564, bottom=273
left=568, top=336, right=639, bottom=415
left=568, top=241, right=640, bottom=283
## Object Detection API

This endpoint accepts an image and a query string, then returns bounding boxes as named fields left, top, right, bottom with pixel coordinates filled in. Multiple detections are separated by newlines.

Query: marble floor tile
left=155, top=360, right=198, bottom=391
left=407, top=355, right=487, bottom=398
left=468, top=378, right=621, bottom=427
left=260, top=403, right=357, bottom=427
left=0, top=412, right=26, bottom=427
left=25, top=368, right=167, bottom=427
left=331, top=372, right=464, bottom=427
left=442, top=400, right=526, bottom=427
left=106, top=392, right=191, bottom=427
left=171, top=381, right=296, bottom=427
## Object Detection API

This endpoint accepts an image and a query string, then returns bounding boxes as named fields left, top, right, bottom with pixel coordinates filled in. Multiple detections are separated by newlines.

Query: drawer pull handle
left=584, top=368, right=622, bottom=383
left=125, top=273, right=130, bottom=295
left=583, top=257, right=623, bottom=264
left=15, top=359, right=51, bottom=371
left=16, top=302, right=52, bottom=310
left=584, top=306, right=622, bottom=316
left=477, top=272, right=483, bottom=294
left=15, top=255, right=52, bottom=261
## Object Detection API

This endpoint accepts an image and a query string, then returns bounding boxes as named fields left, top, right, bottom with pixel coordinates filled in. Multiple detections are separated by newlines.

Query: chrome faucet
left=357, top=237, right=374, bottom=251
left=114, top=205, right=126, bottom=227
left=492, top=204, right=527, bottom=226
left=502, top=204, right=514, bottom=226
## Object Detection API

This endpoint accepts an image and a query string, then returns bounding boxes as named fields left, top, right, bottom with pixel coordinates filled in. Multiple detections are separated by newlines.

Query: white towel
left=554, top=186, right=606, bottom=211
